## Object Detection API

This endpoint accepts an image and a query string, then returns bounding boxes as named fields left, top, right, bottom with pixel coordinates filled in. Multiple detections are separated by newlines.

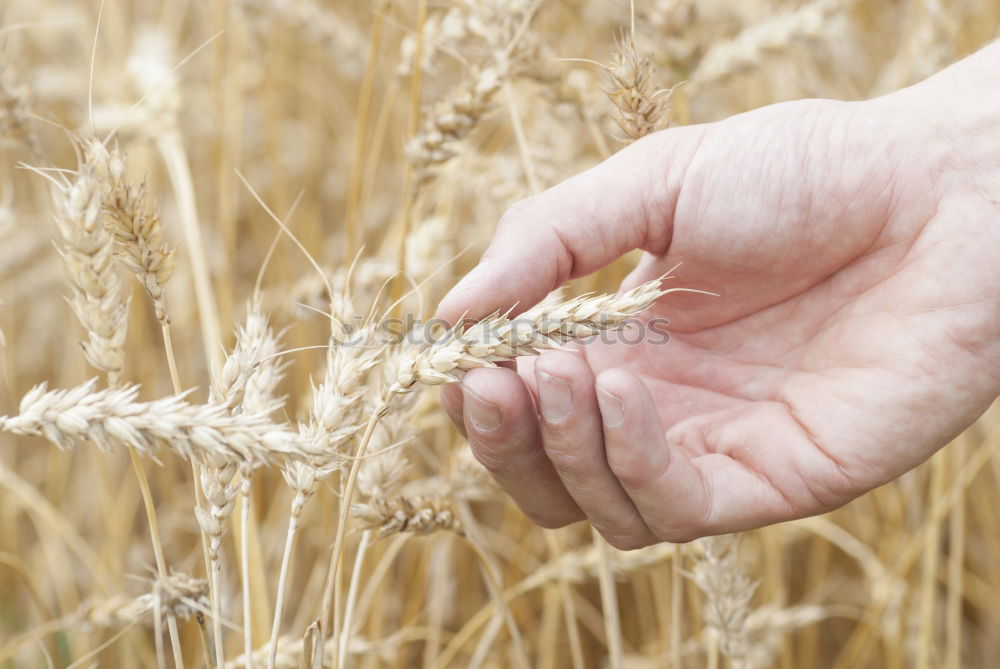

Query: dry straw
left=0, top=2, right=987, bottom=668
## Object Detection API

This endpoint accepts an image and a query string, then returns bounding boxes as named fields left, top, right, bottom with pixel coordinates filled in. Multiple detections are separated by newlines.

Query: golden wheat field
left=1, top=0, right=999, bottom=667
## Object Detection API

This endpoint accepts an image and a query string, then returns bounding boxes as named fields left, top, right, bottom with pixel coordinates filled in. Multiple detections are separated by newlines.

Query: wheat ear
left=271, top=318, right=379, bottom=668
left=84, top=138, right=176, bottom=325
left=394, top=276, right=680, bottom=390
left=602, top=33, right=672, bottom=142
left=55, top=162, right=129, bottom=387
left=690, top=535, right=758, bottom=668
left=0, top=380, right=324, bottom=466
left=351, top=496, right=464, bottom=539
left=80, top=572, right=210, bottom=629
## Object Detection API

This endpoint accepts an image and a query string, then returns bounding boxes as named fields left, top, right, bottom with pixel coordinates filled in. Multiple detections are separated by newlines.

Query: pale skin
left=435, top=44, right=1000, bottom=549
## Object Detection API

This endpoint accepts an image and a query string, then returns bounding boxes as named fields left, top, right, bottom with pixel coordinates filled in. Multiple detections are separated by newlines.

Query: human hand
left=435, top=47, right=1000, bottom=548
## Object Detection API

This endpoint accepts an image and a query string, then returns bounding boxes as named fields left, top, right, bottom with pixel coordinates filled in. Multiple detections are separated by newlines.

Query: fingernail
left=537, top=372, right=574, bottom=424
left=464, top=386, right=502, bottom=433
left=597, top=388, right=625, bottom=428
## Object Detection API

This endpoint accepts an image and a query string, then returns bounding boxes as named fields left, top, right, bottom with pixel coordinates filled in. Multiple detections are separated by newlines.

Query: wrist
left=893, top=41, right=1000, bottom=188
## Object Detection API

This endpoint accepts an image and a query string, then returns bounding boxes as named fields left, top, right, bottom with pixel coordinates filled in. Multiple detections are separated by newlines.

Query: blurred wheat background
left=1, top=0, right=999, bottom=667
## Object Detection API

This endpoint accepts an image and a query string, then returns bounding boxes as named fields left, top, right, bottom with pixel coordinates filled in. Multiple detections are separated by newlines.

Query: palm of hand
left=441, top=87, right=1000, bottom=545
left=580, top=98, right=1000, bottom=531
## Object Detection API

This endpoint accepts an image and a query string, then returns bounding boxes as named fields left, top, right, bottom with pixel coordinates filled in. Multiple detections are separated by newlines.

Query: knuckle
left=469, top=439, right=514, bottom=475
left=498, top=197, right=534, bottom=229
left=607, top=454, right=648, bottom=489
left=543, top=444, right=591, bottom=478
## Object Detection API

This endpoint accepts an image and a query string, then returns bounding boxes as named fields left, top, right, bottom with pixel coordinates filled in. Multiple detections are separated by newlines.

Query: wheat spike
left=394, top=277, right=671, bottom=390
left=80, top=572, right=210, bottom=629
left=54, top=162, right=130, bottom=388
left=690, top=535, right=758, bottom=666
left=84, top=138, right=176, bottom=325
left=0, top=380, right=324, bottom=466
left=351, top=496, right=464, bottom=539
left=603, top=34, right=672, bottom=141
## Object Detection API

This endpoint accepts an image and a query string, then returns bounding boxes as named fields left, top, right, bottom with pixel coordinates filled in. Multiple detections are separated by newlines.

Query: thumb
left=435, top=126, right=701, bottom=324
